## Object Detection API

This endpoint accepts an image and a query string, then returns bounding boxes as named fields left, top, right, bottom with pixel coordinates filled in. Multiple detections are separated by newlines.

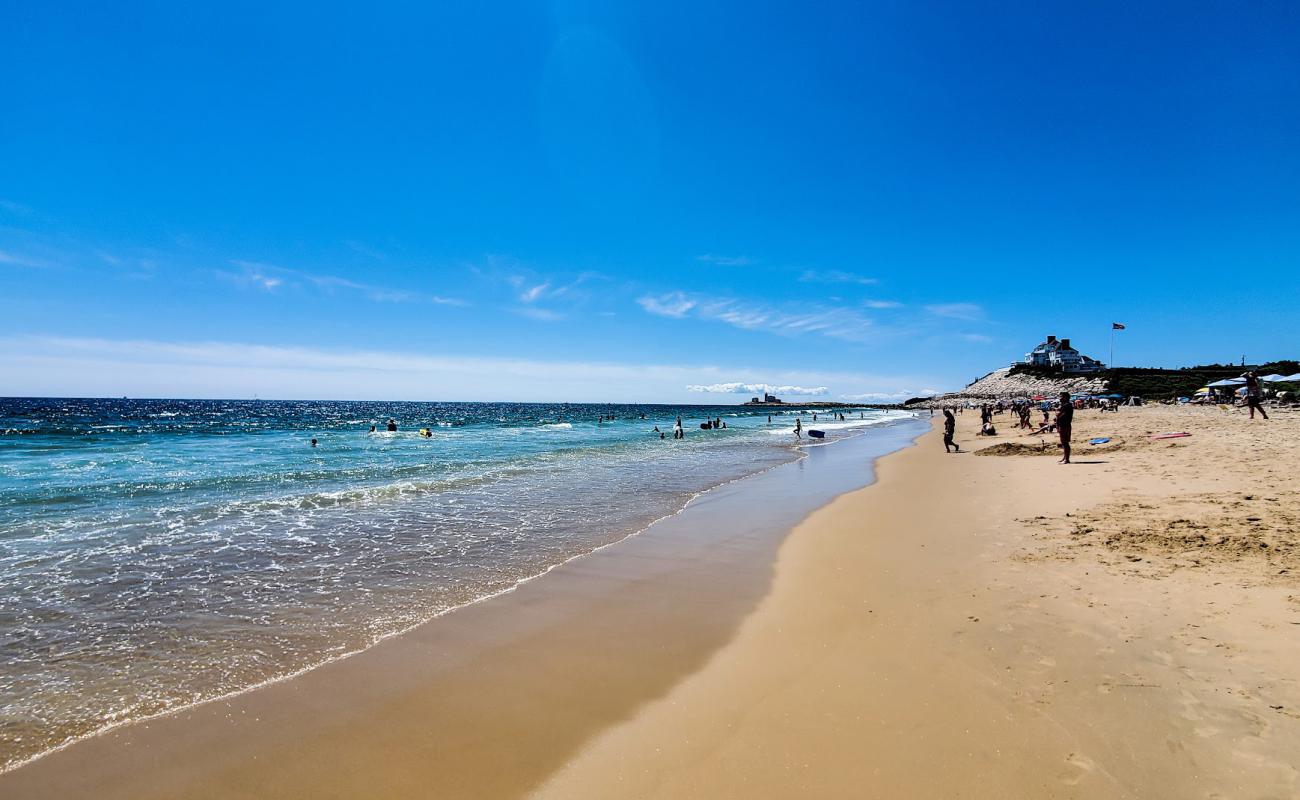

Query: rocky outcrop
left=907, top=367, right=1108, bottom=408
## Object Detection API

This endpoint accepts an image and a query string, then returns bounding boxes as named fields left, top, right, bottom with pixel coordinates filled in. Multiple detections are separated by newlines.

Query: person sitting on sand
left=1243, top=371, right=1269, bottom=420
left=1056, top=391, right=1073, bottom=464
left=942, top=408, right=959, bottom=453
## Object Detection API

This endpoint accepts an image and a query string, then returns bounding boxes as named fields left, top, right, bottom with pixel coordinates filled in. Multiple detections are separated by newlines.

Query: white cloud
left=638, top=292, right=876, bottom=343
left=0, top=249, right=52, bottom=268
left=925, top=302, right=985, bottom=321
left=519, top=282, right=550, bottom=303
left=799, top=269, right=877, bottom=286
left=225, top=260, right=464, bottom=306
left=696, top=254, right=753, bottom=266
left=863, top=300, right=902, bottom=309
left=686, top=383, right=830, bottom=396
left=637, top=292, right=697, bottom=318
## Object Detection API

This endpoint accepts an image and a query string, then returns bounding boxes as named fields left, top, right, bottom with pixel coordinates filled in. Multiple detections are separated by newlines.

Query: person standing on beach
left=1056, top=392, right=1073, bottom=464
left=1243, top=371, right=1269, bottom=420
left=942, top=408, right=958, bottom=453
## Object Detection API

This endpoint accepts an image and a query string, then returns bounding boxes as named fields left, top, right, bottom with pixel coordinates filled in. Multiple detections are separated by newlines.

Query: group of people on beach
left=942, top=391, right=1075, bottom=463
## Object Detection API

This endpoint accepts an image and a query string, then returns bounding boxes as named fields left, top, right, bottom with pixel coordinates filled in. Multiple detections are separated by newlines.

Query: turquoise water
left=0, top=398, right=909, bottom=770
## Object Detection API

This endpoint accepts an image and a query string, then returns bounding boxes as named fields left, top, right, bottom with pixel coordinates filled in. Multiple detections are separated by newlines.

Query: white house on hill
left=1018, top=335, right=1104, bottom=373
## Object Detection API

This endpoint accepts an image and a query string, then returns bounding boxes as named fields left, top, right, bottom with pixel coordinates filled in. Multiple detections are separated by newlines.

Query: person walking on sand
left=1056, top=391, right=1073, bottom=464
left=941, top=411, right=961, bottom=452
left=1243, top=371, right=1269, bottom=420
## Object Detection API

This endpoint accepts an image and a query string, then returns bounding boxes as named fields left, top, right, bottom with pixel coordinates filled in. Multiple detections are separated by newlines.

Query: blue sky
left=2, top=1, right=1297, bottom=402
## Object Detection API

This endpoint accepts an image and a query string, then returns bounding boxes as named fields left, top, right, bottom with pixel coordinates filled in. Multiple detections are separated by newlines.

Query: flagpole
left=1110, top=326, right=1115, bottom=369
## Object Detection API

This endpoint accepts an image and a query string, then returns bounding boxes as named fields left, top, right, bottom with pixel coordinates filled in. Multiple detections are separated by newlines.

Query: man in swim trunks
left=1056, top=392, right=1073, bottom=464
left=942, top=408, right=958, bottom=453
left=1242, top=371, right=1269, bottom=420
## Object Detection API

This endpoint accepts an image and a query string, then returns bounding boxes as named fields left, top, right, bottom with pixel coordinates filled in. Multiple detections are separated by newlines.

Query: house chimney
left=1060, top=338, right=1071, bottom=350
left=1046, top=335, right=1057, bottom=344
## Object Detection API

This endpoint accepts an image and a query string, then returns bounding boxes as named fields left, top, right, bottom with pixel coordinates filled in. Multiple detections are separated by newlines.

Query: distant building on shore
left=1018, top=335, right=1104, bottom=373
left=744, top=391, right=784, bottom=405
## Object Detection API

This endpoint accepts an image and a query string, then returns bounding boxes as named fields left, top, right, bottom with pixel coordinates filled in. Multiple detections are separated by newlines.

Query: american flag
left=1112, top=322, right=1126, bottom=330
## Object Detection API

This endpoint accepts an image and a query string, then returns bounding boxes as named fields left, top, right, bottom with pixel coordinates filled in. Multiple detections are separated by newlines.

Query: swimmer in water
left=310, top=438, right=318, bottom=447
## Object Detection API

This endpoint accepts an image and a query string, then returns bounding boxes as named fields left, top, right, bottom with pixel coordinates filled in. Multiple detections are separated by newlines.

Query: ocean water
left=0, top=398, right=910, bottom=770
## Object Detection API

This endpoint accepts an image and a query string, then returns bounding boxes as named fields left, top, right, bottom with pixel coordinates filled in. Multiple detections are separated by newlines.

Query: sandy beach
left=4, top=406, right=1298, bottom=798
left=539, top=404, right=1300, bottom=798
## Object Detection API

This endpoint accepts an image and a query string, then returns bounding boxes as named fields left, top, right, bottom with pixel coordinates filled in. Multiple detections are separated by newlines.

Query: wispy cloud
left=224, top=260, right=465, bottom=306
left=638, top=292, right=876, bottom=343
left=925, top=302, right=985, bottom=322
left=696, top=254, right=753, bottom=267
left=518, top=282, right=551, bottom=303
left=863, top=299, right=902, bottom=309
left=637, top=291, right=697, bottom=318
left=798, top=269, right=877, bottom=286
left=504, top=271, right=609, bottom=321
left=686, top=382, right=829, bottom=396
left=0, top=199, right=32, bottom=215
left=961, top=333, right=992, bottom=343
left=0, top=249, right=53, bottom=269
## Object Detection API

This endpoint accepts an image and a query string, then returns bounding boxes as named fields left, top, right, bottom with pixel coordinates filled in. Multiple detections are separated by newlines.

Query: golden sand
left=536, top=405, right=1300, bottom=798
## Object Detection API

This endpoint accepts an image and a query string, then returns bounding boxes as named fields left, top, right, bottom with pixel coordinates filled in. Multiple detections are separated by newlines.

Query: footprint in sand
left=1060, top=752, right=1096, bottom=786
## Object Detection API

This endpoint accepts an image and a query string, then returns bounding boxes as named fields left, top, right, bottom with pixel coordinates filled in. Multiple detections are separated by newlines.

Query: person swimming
left=386, top=419, right=397, bottom=432
left=310, top=438, right=318, bottom=447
